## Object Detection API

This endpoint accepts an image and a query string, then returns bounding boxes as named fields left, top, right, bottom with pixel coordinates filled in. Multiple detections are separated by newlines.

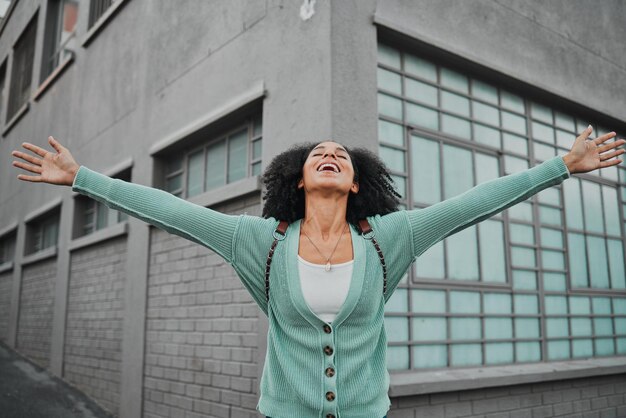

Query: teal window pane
left=532, top=121, right=555, bottom=143
left=501, top=111, right=527, bottom=135
left=205, top=140, right=226, bottom=190
left=607, top=239, right=626, bottom=289
left=406, top=102, right=438, bottom=130
left=404, top=54, right=437, bottom=82
left=413, top=317, right=446, bottom=341
left=479, top=220, right=506, bottom=282
left=567, top=232, right=588, bottom=287
left=415, top=240, right=444, bottom=279
left=441, top=91, right=470, bottom=116
left=534, top=142, right=556, bottom=161
left=503, top=133, right=528, bottom=155
left=405, top=78, right=437, bottom=106
left=510, top=223, right=534, bottom=245
left=485, top=342, right=513, bottom=365
left=618, top=338, right=626, bottom=355
left=545, top=295, right=568, bottom=314
left=385, top=288, right=408, bottom=312
left=613, top=318, right=626, bottom=335
left=572, top=339, right=593, bottom=358
left=473, top=101, right=499, bottom=126
left=540, top=227, right=563, bottom=248
left=538, top=205, right=560, bottom=226
left=377, top=44, right=401, bottom=68
left=542, top=249, right=564, bottom=270
left=378, top=93, right=403, bottom=120
left=450, top=344, right=482, bottom=366
left=569, top=296, right=591, bottom=314
left=546, top=318, right=568, bottom=337
left=614, top=299, right=626, bottom=315
left=563, top=179, right=584, bottom=229
left=252, top=139, right=262, bottom=160
left=379, top=145, right=405, bottom=172
left=472, top=79, right=498, bottom=104
left=500, top=90, right=525, bottom=113
left=593, top=297, right=612, bottom=314
left=571, top=318, right=592, bottom=336
left=166, top=173, right=182, bottom=194
left=413, top=345, right=447, bottom=368
left=473, top=123, right=500, bottom=148
left=441, top=114, right=471, bottom=139
left=511, top=246, right=536, bottom=268
left=484, top=293, right=512, bottom=314
left=377, top=67, right=401, bottom=94
left=384, top=317, right=408, bottom=342
left=446, top=226, right=479, bottom=280
left=602, top=186, right=620, bottom=236
left=507, top=201, right=533, bottom=222
left=514, top=294, right=538, bottom=314
left=96, top=202, right=108, bottom=230
left=555, top=112, right=575, bottom=132
left=515, top=318, right=540, bottom=338
left=543, top=272, right=566, bottom=292
left=594, top=317, right=613, bottom=336
left=537, top=187, right=560, bottom=205
left=386, top=346, right=408, bottom=370
left=440, top=68, right=468, bottom=93
left=595, top=338, right=615, bottom=356
left=411, top=289, right=446, bottom=313
left=443, top=145, right=473, bottom=198
left=450, top=291, right=480, bottom=313
left=475, top=153, right=500, bottom=184
left=513, top=270, right=537, bottom=290
left=411, top=135, right=440, bottom=205
left=251, top=162, right=261, bottom=176
left=504, top=155, right=529, bottom=174
left=582, top=181, right=605, bottom=233
left=547, top=340, right=570, bottom=360
left=516, top=342, right=541, bottom=362
left=187, top=150, right=204, bottom=197
left=530, top=102, right=553, bottom=123
left=556, top=129, right=573, bottom=149
left=391, top=175, right=406, bottom=199
left=484, top=317, right=512, bottom=339
left=227, top=130, right=248, bottom=183
left=587, top=236, right=609, bottom=289
left=42, top=221, right=58, bottom=249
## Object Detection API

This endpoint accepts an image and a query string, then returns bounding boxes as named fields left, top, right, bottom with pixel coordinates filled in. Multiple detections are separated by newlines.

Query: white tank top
left=297, top=255, right=354, bottom=323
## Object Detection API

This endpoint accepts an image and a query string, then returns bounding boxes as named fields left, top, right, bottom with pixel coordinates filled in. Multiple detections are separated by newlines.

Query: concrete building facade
left=0, top=1, right=625, bottom=417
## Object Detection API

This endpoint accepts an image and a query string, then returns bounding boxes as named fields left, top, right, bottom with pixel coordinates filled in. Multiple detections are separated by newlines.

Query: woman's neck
left=302, top=195, right=349, bottom=240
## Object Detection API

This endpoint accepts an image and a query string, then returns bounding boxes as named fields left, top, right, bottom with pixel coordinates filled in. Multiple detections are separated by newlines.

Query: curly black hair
left=261, top=141, right=401, bottom=229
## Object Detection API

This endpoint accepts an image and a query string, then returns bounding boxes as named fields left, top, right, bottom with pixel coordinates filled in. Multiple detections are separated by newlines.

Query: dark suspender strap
left=266, top=220, right=289, bottom=302
left=358, top=219, right=387, bottom=295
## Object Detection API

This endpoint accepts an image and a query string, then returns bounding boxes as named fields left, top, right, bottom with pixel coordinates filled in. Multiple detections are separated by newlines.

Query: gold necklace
left=301, top=222, right=348, bottom=272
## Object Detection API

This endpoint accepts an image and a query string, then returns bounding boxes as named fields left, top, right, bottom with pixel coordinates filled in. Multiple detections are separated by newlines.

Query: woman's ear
left=298, top=178, right=304, bottom=189
left=351, top=182, right=359, bottom=194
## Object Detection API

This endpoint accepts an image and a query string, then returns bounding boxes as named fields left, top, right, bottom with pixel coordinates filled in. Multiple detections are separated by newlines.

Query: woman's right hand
left=12, top=136, right=80, bottom=186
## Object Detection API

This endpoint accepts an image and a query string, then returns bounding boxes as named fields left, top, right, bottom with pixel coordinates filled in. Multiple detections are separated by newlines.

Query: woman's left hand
left=563, top=125, right=625, bottom=175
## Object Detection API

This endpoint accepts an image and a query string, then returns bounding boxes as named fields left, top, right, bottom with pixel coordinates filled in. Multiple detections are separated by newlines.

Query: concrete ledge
left=69, top=221, right=128, bottom=252
left=2, top=103, right=29, bottom=137
left=389, top=356, right=626, bottom=397
left=0, top=262, right=13, bottom=274
left=21, top=246, right=57, bottom=266
left=187, top=175, right=261, bottom=208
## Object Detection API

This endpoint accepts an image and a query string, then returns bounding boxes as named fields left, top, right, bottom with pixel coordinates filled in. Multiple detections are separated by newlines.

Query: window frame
left=7, top=11, right=38, bottom=123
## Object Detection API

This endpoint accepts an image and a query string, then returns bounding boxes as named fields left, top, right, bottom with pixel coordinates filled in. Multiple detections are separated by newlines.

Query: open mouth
left=317, top=163, right=340, bottom=173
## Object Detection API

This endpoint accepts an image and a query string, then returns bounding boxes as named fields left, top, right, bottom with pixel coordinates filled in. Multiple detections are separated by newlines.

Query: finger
left=577, top=124, right=593, bottom=142
left=600, top=149, right=625, bottom=161
left=22, top=142, right=49, bottom=158
left=17, top=174, right=42, bottom=182
left=12, top=160, right=43, bottom=174
left=48, top=136, right=63, bottom=153
left=597, top=138, right=625, bottom=153
left=600, top=158, right=623, bottom=168
left=11, top=150, right=42, bottom=166
left=593, top=131, right=617, bottom=145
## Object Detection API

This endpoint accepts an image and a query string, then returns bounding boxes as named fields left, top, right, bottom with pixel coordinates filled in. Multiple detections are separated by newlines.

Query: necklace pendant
left=325, top=262, right=331, bottom=272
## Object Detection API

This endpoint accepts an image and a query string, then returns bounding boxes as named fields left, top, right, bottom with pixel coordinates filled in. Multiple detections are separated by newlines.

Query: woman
left=11, top=127, right=625, bottom=418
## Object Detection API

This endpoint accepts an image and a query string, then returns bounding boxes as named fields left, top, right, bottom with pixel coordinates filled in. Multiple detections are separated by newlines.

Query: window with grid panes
left=41, top=0, right=78, bottom=81
left=26, top=210, right=60, bottom=255
left=88, top=0, right=118, bottom=28
left=377, top=42, right=626, bottom=371
left=8, top=13, right=37, bottom=120
left=0, top=231, right=16, bottom=264
left=163, top=114, right=262, bottom=198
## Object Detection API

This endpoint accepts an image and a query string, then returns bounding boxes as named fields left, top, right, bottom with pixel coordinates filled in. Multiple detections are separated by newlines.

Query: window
left=41, top=0, right=78, bottom=81
left=74, top=168, right=130, bottom=238
left=88, top=0, right=117, bottom=28
left=163, top=113, right=262, bottom=198
left=377, top=42, right=626, bottom=371
left=7, top=13, right=37, bottom=120
left=0, top=231, right=16, bottom=264
left=0, top=60, right=6, bottom=126
left=25, top=209, right=60, bottom=255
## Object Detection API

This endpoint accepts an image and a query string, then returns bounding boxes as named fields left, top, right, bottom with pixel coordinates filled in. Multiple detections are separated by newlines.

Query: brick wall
left=64, top=236, right=127, bottom=415
left=143, top=193, right=262, bottom=418
left=16, top=258, right=57, bottom=368
left=0, top=270, right=12, bottom=342
left=388, top=373, right=626, bottom=418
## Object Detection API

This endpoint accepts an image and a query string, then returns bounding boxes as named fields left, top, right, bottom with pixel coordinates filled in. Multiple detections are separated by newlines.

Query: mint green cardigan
left=72, top=155, right=571, bottom=418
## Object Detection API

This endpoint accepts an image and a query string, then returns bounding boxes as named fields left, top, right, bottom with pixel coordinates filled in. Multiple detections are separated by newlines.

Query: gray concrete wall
left=0, top=270, right=12, bottom=341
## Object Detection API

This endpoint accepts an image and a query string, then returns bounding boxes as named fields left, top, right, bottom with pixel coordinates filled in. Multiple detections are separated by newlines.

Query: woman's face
left=298, top=141, right=359, bottom=195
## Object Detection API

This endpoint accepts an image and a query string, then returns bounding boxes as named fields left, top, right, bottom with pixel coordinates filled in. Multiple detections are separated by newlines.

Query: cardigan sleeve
left=406, top=154, right=571, bottom=260
left=72, top=166, right=240, bottom=263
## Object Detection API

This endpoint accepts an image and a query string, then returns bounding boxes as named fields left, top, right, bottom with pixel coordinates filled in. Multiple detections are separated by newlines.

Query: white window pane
left=407, top=103, right=438, bottom=130
left=205, top=140, right=225, bottom=190
left=227, top=130, right=247, bottom=183
left=404, top=55, right=437, bottom=82
left=377, top=67, right=402, bottom=95
left=446, top=226, right=479, bottom=280
left=187, top=150, right=204, bottom=197
left=405, top=78, right=437, bottom=106
left=411, top=135, right=440, bottom=205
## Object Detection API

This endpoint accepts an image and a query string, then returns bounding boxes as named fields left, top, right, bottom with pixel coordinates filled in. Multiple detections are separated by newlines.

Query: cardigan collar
left=285, top=219, right=365, bottom=329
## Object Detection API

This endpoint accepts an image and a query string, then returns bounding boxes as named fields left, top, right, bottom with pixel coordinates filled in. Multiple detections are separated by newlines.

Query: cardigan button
left=323, top=345, right=333, bottom=356
left=326, top=414, right=335, bottom=418
left=325, top=367, right=335, bottom=377
left=326, top=391, right=336, bottom=401
left=323, top=324, right=332, bottom=334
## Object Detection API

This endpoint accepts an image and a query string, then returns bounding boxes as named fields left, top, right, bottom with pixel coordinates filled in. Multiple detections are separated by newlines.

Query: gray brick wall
left=0, top=270, right=12, bottom=342
left=16, top=258, right=57, bottom=368
left=143, top=194, right=262, bottom=418
left=64, top=236, right=127, bottom=416
left=388, top=373, right=626, bottom=418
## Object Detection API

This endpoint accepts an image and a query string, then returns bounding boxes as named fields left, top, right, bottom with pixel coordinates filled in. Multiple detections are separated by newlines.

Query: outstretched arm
left=12, top=137, right=240, bottom=262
